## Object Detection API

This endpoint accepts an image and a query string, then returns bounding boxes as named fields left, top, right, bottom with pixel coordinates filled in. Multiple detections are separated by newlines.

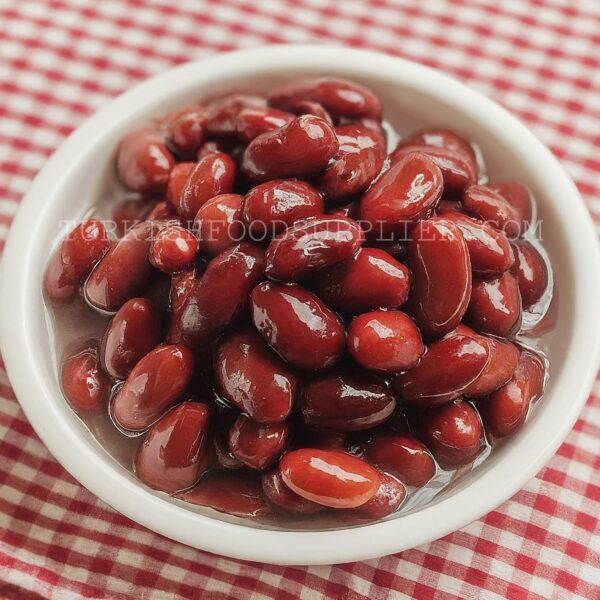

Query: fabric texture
left=0, top=0, right=599, bottom=598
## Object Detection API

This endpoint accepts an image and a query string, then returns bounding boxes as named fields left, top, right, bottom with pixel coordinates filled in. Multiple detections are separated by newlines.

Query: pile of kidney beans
left=45, top=76, right=553, bottom=523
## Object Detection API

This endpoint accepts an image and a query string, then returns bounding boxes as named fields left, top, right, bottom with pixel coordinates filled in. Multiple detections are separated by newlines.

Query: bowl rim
left=1, top=44, right=599, bottom=565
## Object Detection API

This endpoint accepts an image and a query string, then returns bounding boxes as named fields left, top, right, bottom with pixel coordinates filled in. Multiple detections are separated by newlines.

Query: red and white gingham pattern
left=1, top=0, right=599, bottom=598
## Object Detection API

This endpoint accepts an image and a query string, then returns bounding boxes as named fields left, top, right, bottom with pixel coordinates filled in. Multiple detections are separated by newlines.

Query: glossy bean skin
left=511, top=241, right=549, bottom=308
left=482, top=349, right=545, bottom=438
left=164, top=106, right=207, bottom=159
left=466, top=272, right=522, bottom=338
left=134, top=402, right=210, bottom=493
left=393, top=334, right=489, bottom=404
left=318, top=124, right=386, bottom=202
left=299, top=369, right=396, bottom=431
left=112, top=344, right=194, bottom=431
left=205, top=93, right=267, bottom=138
left=462, top=185, right=522, bottom=238
left=449, top=325, right=521, bottom=398
left=117, top=128, right=175, bottom=194
left=85, top=220, right=158, bottom=312
left=215, top=330, right=296, bottom=423
left=490, top=182, right=533, bottom=234
left=150, top=225, right=199, bottom=273
left=242, top=179, right=324, bottom=238
left=165, top=266, right=201, bottom=343
left=175, top=243, right=265, bottom=348
left=44, top=219, right=111, bottom=303
left=400, top=128, right=476, bottom=162
left=195, top=193, right=245, bottom=257
left=359, top=152, right=444, bottom=237
left=265, top=216, right=365, bottom=281
left=241, top=115, right=339, bottom=183
left=348, top=310, right=424, bottom=373
left=391, top=144, right=477, bottom=193
left=146, top=201, right=176, bottom=221
left=229, top=415, right=289, bottom=470
left=101, top=298, right=162, bottom=379
left=279, top=449, right=380, bottom=509
left=420, top=400, right=484, bottom=468
left=285, top=99, right=333, bottom=124
left=176, top=152, right=237, bottom=222
left=178, top=472, right=271, bottom=518
left=408, top=218, right=472, bottom=338
left=261, top=468, right=323, bottom=514
left=269, top=77, right=382, bottom=120
left=436, top=209, right=515, bottom=276
left=251, top=282, right=346, bottom=371
left=365, top=434, right=436, bottom=487
left=166, top=162, right=195, bottom=206
left=345, top=473, right=406, bottom=520
left=328, top=201, right=359, bottom=219
left=235, top=107, right=294, bottom=142
left=61, top=347, right=110, bottom=412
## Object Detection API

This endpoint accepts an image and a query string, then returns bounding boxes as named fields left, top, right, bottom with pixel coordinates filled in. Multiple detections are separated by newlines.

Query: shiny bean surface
left=229, top=415, right=289, bottom=470
left=61, top=347, right=110, bottom=412
left=511, top=241, right=549, bottom=308
left=195, top=193, right=244, bottom=257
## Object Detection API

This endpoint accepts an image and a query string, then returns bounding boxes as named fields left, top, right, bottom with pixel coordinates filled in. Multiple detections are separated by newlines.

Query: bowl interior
left=4, top=46, right=598, bottom=563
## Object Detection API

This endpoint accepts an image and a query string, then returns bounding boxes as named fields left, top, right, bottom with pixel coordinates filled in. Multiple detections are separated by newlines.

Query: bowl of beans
left=2, top=45, right=599, bottom=565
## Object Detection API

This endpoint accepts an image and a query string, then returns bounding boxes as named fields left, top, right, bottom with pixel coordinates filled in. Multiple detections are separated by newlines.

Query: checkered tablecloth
left=1, top=0, right=599, bottom=598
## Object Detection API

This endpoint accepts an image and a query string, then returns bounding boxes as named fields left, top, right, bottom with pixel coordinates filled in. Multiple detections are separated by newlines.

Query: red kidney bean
left=279, top=449, right=380, bottom=509
left=146, top=201, right=176, bottom=221
left=117, top=128, right=175, bottom=194
left=243, top=179, right=324, bottom=239
left=466, top=272, right=522, bottom=337
left=482, top=349, right=545, bottom=438
left=359, top=152, right=443, bottom=236
left=44, top=219, right=111, bottom=303
left=205, top=93, right=267, bottom=137
left=175, top=152, right=237, bottom=222
left=241, top=115, right=339, bottom=182
left=165, top=265, right=201, bottom=343
left=235, top=107, right=294, bottom=142
left=194, top=193, right=244, bottom=257
left=250, top=281, right=345, bottom=371
left=284, top=99, right=333, bottom=124
left=490, top=182, right=533, bottom=234
left=112, top=344, right=194, bottom=431
left=166, top=162, right=195, bottom=207
left=421, top=400, right=484, bottom=467
left=229, top=415, right=289, bottom=470
left=215, top=330, right=296, bottom=423
left=347, top=310, right=424, bottom=373
left=391, top=144, right=477, bottom=193
left=366, top=239, right=409, bottom=262
left=134, top=402, right=210, bottom=493
left=112, top=198, right=155, bottom=237
left=164, top=106, right=207, bottom=158
left=408, top=217, right=472, bottom=338
left=299, top=369, right=396, bottom=431
left=301, top=428, right=349, bottom=451
left=345, top=473, right=406, bottom=519
left=261, top=468, right=323, bottom=514
left=149, top=225, right=198, bottom=273
left=451, top=325, right=521, bottom=398
left=214, top=431, right=243, bottom=469
left=178, top=472, right=271, bottom=518
left=394, top=334, right=489, bottom=404
left=511, top=241, right=549, bottom=308
left=400, top=128, right=476, bottom=162
left=175, top=243, right=265, bottom=347
left=269, top=77, right=382, bottom=121
left=327, top=201, right=359, bottom=219
left=85, top=220, right=157, bottom=312
left=265, top=216, right=365, bottom=281
left=101, top=297, right=161, bottom=379
left=435, top=209, right=515, bottom=275
left=365, top=434, right=436, bottom=487
left=61, top=347, right=110, bottom=412
left=317, top=124, right=386, bottom=202
left=462, top=184, right=522, bottom=238
left=435, top=198, right=464, bottom=214
left=196, top=139, right=230, bottom=160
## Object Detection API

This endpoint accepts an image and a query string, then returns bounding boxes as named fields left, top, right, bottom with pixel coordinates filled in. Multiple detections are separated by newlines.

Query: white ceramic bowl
left=1, top=45, right=599, bottom=565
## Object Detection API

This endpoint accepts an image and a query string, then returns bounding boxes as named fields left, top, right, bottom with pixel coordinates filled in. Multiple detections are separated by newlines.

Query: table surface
left=1, top=0, right=599, bottom=598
